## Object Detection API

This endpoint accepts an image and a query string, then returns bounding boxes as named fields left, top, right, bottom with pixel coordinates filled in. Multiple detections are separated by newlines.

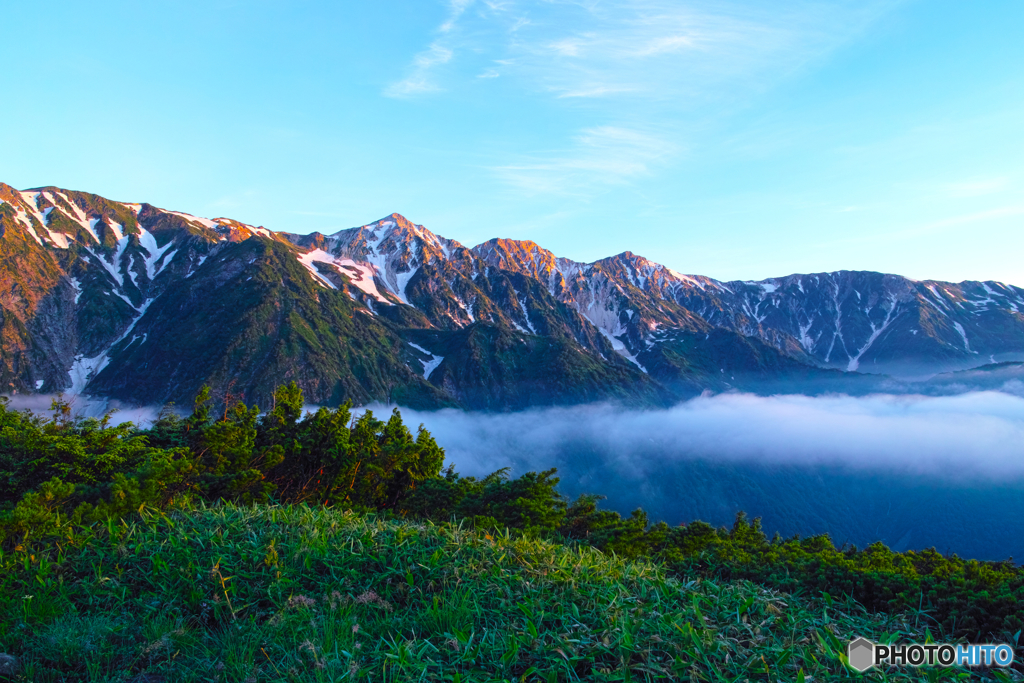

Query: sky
left=2, top=0, right=1023, bottom=285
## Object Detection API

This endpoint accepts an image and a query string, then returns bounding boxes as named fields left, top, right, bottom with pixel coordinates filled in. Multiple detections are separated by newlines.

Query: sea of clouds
left=376, top=391, right=1024, bottom=483
left=11, top=387, right=1024, bottom=556
left=10, top=388, right=1024, bottom=483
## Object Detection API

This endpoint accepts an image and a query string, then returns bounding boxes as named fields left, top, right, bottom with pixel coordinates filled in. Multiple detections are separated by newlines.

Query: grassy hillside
left=0, top=503, right=946, bottom=683
left=2, top=386, right=1023, bottom=680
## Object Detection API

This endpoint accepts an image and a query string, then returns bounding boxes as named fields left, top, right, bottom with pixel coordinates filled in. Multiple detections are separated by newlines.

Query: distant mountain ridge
left=1, top=182, right=1023, bottom=410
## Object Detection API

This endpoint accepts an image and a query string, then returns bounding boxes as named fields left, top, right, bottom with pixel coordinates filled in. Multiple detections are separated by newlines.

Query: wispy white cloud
left=384, top=0, right=475, bottom=98
left=502, top=1, right=900, bottom=101
left=557, top=85, right=636, bottom=99
left=384, top=42, right=455, bottom=97
left=548, top=36, right=590, bottom=57
left=493, top=125, right=677, bottom=194
left=388, top=0, right=902, bottom=197
left=920, top=205, right=1024, bottom=232
left=942, top=177, right=1009, bottom=199
left=803, top=204, right=1024, bottom=258
left=440, top=0, right=474, bottom=32
left=633, top=34, right=697, bottom=57
left=389, top=1, right=898, bottom=101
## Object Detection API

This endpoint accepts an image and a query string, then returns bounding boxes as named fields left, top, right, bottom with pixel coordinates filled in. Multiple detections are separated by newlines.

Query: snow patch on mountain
left=85, top=234, right=131, bottom=287
left=667, top=269, right=706, bottom=290
left=30, top=190, right=101, bottom=245
left=423, top=355, right=444, bottom=379
left=297, top=249, right=341, bottom=290
left=798, top=318, right=816, bottom=353
left=137, top=227, right=175, bottom=280
left=17, top=192, right=76, bottom=248
left=69, top=278, right=82, bottom=304
left=518, top=297, right=536, bottom=333
left=115, top=299, right=152, bottom=344
left=11, top=199, right=44, bottom=245
left=926, top=285, right=952, bottom=312
left=742, top=297, right=768, bottom=325
left=46, top=227, right=71, bottom=248
left=113, top=290, right=135, bottom=309
left=185, top=254, right=208, bottom=279
left=454, top=295, right=475, bottom=322
left=356, top=245, right=411, bottom=305
left=68, top=353, right=109, bottom=395
left=164, top=210, right=218, bottom=230
left=408, top=342, right=430, bottom=355
left=823, top=281, right=848, bottom=364
left=408, top=342, right=444, bottom=379
left=953, top=322, right=974, bottom=353
left=124, top=333, right=147, bottom=349
left=79, top=218, right=101, bottom=244
left=298, top=249, right=392, bottom=303
left=106, top=219, right=125, bottom=241
left=65, top=283, right=157, bottom=394
left=597, top=327, right=647, bottom=373
left=847, top=298, right=898, bottom=371
left=922, top=295, right=948, bottom=317
left=55, top=192, right=92, bottom=225
left=577, top=296, right=647, bottom=372
left=394, top=266, right=419, bottom=306
left=19, top=191, right=47, bottom=223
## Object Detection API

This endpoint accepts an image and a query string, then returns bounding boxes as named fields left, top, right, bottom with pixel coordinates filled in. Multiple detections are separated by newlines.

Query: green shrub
left=3, top=384, right=1024, bottom=646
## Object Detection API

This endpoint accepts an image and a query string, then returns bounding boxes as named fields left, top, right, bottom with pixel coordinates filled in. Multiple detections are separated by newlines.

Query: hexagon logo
left=848, top=637, right=876, bottom=672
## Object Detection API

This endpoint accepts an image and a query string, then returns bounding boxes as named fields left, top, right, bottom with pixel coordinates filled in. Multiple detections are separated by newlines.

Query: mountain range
left=2, top=182, right=1023, bottom=411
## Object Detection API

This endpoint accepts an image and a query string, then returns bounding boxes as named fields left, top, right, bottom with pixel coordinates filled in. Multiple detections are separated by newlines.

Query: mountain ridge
left=2, top=182, right=1023, bottom=409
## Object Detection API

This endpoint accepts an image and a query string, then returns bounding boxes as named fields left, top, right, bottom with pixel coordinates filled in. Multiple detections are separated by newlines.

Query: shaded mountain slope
left=87, top=237, right=451, bottom=409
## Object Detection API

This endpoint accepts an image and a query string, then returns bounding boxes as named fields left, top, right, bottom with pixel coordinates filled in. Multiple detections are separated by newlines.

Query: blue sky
left=2, top=1, right=1023, bottom=284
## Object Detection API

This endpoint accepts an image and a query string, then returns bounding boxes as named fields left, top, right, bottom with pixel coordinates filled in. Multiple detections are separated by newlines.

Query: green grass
left=0, top=503, right=1010, bottom=682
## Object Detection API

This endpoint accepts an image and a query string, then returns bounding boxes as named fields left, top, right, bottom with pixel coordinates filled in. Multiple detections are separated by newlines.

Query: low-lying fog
left=389, top=391, right=1024, bottom=481
left=9, top=388, right=1024, bottom=561
left=384, top=391, right=1024, bottom=561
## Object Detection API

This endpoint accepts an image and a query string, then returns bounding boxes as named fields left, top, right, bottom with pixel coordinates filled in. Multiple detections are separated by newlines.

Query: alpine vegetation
left=3, top=385, right=1024, bottom=681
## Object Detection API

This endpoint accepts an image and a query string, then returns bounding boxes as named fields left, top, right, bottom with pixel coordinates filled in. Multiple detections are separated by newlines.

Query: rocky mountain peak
left=3, top=181, right=1024, bottom=407
left=474, top=238, right=559, bottom=272
left=472, top=238, right=583, bottom=298
left=0, top=183, right=22, bottom=203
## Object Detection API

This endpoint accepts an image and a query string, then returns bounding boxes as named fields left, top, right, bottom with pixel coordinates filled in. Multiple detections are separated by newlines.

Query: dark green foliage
left=259, top=384, right=445, bottom=509
left=0, top=383, right=444, bottom=546
left=654, top=513, right=1024, bottom=643
left=408, top=474, right=1024, bottom=642
left=407, top=322, right=673, bottom=410
left=405, top=467, right=568, bottom=533
left=87, top=237, right=452, bottom=410
left=4, top=386, right=1024, bottom=647
left=0, top=396, right=196, bottom=533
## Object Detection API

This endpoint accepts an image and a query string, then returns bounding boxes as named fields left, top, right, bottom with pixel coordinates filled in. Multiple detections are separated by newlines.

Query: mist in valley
left=384, top=390, right=1024, bottom=561
left=10, top=382, right=1024, bottom=561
